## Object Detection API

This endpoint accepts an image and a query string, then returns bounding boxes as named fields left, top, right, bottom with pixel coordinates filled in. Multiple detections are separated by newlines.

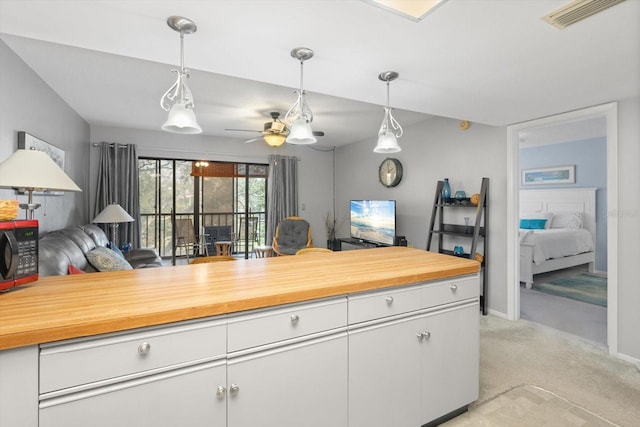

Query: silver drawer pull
left=417, top=332, right=424, bottom=341
left=138, top=342, right=151, bottom=355
left=385, top=296, right=394, bottom=305
left=422, top=331, right=431, bottom=340
left=216, top=386, right=227, bottom=399
left=449, top=284, right=458, bottom=292
left=230, top=384, right=240, bottom=396
left=290, top=314, right=300, bottom=323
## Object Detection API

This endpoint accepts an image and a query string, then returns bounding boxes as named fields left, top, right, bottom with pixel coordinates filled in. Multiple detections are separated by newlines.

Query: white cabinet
left=228, top=332, right=348, bottom=427
left=38, top=318, right=227, bottom=427
left=348, top=275, right=480, bottom=427
left=227, top=297, right=348, bottom=427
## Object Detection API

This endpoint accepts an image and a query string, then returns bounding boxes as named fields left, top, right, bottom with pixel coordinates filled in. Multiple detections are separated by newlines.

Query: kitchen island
left=0, top=247, right=481, bottom=427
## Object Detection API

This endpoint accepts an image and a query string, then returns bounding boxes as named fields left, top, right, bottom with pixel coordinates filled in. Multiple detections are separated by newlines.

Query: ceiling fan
left=225, top=111, right=324, bottom=147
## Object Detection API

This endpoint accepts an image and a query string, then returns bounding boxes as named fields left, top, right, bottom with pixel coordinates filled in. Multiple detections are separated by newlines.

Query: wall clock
left=378, top=158, right=403, bottom=188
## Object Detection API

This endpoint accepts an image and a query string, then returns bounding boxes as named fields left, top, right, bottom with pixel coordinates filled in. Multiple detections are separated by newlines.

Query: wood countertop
left=0, top=247, right=479, bottom=350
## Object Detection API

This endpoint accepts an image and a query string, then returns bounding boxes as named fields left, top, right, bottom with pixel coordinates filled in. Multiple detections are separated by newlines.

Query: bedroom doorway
left=506, top=103, right=619, bottom=354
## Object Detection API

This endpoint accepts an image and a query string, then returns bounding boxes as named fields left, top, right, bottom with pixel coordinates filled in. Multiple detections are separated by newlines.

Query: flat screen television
left=350, top=200, right=396, bottom=246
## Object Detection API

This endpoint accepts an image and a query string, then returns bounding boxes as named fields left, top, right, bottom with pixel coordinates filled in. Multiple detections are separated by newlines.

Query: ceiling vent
left=542, top=0, right=625, bottom=29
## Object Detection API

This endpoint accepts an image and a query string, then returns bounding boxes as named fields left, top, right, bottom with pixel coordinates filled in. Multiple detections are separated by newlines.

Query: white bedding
left=519, top=228, right=594, bottom=265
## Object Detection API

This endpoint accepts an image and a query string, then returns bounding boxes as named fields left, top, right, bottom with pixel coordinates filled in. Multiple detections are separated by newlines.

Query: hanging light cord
left=379, top=79, right=403, bottom=138
left=160, top=30, right=194, bottom=111
left=285, top=56, right=313, bottom=124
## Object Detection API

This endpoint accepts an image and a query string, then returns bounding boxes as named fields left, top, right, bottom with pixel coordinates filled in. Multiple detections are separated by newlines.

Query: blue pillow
left=520, top=219, right=547, bottom=230
left=109, top=244, right=125, bottom=259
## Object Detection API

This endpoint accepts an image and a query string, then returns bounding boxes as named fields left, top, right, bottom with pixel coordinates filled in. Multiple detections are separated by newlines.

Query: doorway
left=506, top=102, right=619, bottom=355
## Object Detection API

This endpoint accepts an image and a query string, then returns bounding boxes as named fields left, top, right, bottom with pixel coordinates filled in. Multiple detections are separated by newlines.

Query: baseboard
left=613, top=351, right=640, bottom=366
left=487, top=308, right=509, bottom=319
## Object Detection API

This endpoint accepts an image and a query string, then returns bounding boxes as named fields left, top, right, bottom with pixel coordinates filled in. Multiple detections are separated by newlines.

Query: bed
left=519, top=188, right=596, bottom=288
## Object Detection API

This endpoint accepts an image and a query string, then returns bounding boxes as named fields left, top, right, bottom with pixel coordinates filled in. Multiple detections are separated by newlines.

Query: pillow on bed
left=520, top=219, right=548, bottom=229
left=550, top=211, right=583, bottom=229
left=520, top=211, right=553, bottom=229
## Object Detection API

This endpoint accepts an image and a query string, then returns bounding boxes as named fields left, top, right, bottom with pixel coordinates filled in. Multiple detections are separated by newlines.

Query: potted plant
left=324, top=211, right=343, bottom=251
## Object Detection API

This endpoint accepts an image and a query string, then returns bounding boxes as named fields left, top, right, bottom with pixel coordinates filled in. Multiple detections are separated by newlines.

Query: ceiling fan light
left=374, top=131, right=401, bottom=153
left=162, top=102, right=202, bottom=134
left=263, top=133, right=287, bottom=147
left=286, top=119, right=317, bottom=145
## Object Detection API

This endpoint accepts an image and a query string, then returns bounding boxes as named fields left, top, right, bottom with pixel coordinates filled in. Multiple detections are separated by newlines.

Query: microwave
left=0, top=219, right=39, bottom=291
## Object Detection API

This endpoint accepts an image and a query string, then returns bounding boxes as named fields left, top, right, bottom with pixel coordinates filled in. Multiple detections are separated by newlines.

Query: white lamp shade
left=286, top=119, right=317, bottom=145
left=162, top=102, right=202, bottom=134
left=374, top=132, right=402, bottom=153
left=93, top=204, right=134, bottom=223
left=0, top=149, right=81, bottom=192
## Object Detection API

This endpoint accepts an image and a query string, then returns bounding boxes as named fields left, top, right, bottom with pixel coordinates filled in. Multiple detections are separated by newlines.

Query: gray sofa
left=38, top=224, right=162, bottom=276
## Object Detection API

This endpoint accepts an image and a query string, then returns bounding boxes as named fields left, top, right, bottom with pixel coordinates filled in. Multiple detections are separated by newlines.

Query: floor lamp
left=0, top=148, right=81, bottom=219
left=92, top=204, right=135, bottom=248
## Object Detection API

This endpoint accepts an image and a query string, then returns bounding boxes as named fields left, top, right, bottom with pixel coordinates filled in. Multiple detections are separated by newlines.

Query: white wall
left=335, top=116, right=507, bottom=313
left=89, top=125, right=335, bottom=248
left=0, top=40, right=90, bottom=233
left=616, top=95, right=640, bottom=360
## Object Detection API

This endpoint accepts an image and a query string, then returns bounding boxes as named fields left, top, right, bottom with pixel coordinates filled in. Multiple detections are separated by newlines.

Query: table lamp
left=0, top=148, right=82, bottom=219
left=92, top=203, right=134, bottom=247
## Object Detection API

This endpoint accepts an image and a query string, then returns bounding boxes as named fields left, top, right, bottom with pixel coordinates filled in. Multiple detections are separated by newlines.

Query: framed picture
left=521, top=165, right=575, bottom=186
left=18, top=131, right=66, bottom=195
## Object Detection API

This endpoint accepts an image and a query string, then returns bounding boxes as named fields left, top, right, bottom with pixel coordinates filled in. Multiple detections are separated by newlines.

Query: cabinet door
left=39, top=360, right=226, bottom=427
left=349, top=315, right=423, bottom=427
left=420, top=302, right=479, bottom=423
left=227, top=332, right=347, bottom=427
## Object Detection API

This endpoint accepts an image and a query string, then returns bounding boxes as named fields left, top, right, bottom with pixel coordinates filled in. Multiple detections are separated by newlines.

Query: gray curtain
left=266, top=155, right=298, bottom=245
left=94, top=142, right=140, bottom=247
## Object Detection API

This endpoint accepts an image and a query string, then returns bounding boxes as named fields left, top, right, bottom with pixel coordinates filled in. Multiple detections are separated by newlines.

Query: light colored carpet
left=443, top=315, right=640, bottom=427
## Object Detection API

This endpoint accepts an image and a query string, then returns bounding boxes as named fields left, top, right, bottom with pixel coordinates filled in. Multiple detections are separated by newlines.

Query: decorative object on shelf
left=458, top=120, right=470, bottom=131
left=374, top=71, right=403, bottom=153
left=0, top=146, right=81, bottom=220
left=378, top=157, right=403, bottom=188
left=453, top=245, right=464, bottom=256
left=92, top=203, right=135, bottom=247
left=441, top=178, right=451, bottom=201
left=160, top=16, right=202, bottom=134
left=464, top=217, right=471, bottom=233
left=285, top=47, right=317, bottom=145
left=470, top=193, right=481, bottom=205
left=455, top=190, right=467, bottom=199
left=521, top=165, right=575, bottom=185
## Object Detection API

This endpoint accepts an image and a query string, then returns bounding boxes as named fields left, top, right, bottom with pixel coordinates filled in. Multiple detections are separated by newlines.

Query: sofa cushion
left=59, top=226, right=97, bottom=254
left=39, top=232, right=90, bottom=276
left=81, top=224, right=110, bottom=248
left=86, top=247, right=133, bottom=272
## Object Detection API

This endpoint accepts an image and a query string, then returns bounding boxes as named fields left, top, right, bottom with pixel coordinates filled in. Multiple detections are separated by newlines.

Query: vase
left=442, top=178, right=451, bottom=202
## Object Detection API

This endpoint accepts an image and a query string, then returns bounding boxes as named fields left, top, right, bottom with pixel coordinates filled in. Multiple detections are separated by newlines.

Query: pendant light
left=160, top=16, right=202, bottom=134
left=285, top=47, right=317, bottom=145
left=374, top=71, right=402, bottom=153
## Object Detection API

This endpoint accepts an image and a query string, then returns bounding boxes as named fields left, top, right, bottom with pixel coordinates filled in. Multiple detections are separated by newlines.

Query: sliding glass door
left=139, top=158, right=267, bottom=262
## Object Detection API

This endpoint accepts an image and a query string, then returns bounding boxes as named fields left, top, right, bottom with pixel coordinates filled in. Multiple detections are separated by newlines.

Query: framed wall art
left=18, top=131, right=66, bottom=195
left=521, top=165, right=575, bottom=186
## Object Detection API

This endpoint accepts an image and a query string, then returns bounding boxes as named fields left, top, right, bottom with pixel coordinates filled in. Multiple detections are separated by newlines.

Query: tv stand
left=337, top=237, right=390, bottom=251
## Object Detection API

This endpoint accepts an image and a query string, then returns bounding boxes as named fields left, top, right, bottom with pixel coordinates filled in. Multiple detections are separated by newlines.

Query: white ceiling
left=0, top=0, right=638, bottom=147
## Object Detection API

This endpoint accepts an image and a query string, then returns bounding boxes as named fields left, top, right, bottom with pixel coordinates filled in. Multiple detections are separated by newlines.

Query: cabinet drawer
left=348, top=285, right=421, bottom=325
left=228, top=298, right=347, bottom=352
left=40, top=318, right=226, bottom=394
left=421, top=275, right=479, bottom=309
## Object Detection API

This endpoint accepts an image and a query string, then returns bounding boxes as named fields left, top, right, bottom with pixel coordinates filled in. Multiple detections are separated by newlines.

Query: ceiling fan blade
left=243, top=137, right=263, bottom=143
left=312, top=131, right=325, bottom=136
left=225, top=128, right=261, bottom=133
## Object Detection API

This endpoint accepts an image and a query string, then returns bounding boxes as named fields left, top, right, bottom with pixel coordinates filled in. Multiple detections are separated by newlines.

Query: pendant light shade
left=374, top=71, right=402, bottom=153
left=263, top=133, right=287, bottom=147
left=286, top=118, right=317, bottom=145
left=285, top=47, right=317, bottom=145
left=160, top=16, right=202, bottom=134
left=162, top=101, right=202, bottom=134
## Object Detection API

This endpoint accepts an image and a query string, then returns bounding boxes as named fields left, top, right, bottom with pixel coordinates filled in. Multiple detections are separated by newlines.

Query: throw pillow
left=519, top=219, right=547, bottom=230
left=110, top=244, right=125, bottom=259
left=520, top=211, right=553, bottom=229
left=550, top=211, right=583, bottom=229
left=68, top=264, right=86, bottom=275
left=86, top=247, right=133, bottom=272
